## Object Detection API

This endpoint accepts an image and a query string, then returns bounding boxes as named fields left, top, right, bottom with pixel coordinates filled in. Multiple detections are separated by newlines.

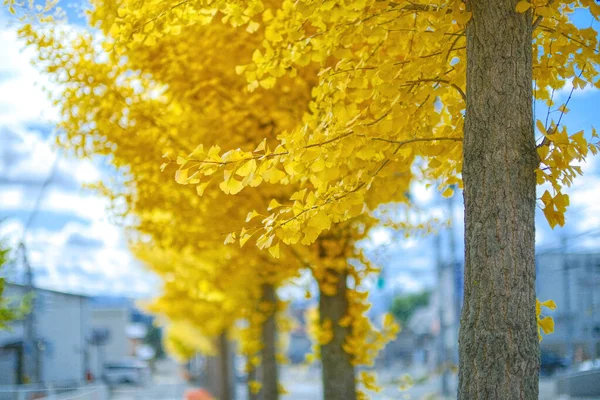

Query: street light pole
left=562, top=236, right=574, bottom=365
left=435, top=233, right=450, bottom=396
left=20, top=243, right=38, bottom=383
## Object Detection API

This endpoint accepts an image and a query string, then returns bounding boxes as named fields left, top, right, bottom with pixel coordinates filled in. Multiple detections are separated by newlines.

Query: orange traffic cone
left=184, top=388, right=214, bottom=400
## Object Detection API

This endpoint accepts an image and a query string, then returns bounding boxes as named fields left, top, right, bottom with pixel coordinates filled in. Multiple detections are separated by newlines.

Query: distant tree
left=0, top=237, right=30, bottom=330
left=389, top=291, right=431, bottom=326
left=0, top=240, right=8, bottom=267
left=144, top=324, right=165, bottom=360
left=1, top=237, right=15, bottom=329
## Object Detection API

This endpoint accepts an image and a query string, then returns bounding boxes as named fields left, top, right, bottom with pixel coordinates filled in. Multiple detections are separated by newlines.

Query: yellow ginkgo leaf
left=454, top=11, right=472, bottom=25
left=540, top=299, right=557, bottom=311
left=268, top=242, right=280, bottom=258
left=219, top=178, right=244, bottom=194
left=246, top=210, right=260, bottom=222
left=249, top=381, right=262, bottom=394
left=236, top=159, right=257, bottom=177
left=175, top=168, right=189, bottom=184
left=538, top=316, right=554, bottom=335
left=442, top=186, right=454, bottom=198
left=224, top=232, right=236, bottom=245
left=515, top=1, right=532, bottom=13
left=268, top=199, right=282, bottom=210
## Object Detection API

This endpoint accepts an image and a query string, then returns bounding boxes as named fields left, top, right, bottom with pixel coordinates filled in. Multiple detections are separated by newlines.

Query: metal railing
left=0, top=383, right=108, bottom=400
left=108, top=383, right=188, bottom=400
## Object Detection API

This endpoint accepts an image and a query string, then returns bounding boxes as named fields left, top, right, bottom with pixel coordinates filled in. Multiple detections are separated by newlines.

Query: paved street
left=105, top=360, right=581, bottom=400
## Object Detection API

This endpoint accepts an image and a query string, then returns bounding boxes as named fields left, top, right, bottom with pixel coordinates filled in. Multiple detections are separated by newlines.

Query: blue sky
left=1, top=5, right=599, bottom=299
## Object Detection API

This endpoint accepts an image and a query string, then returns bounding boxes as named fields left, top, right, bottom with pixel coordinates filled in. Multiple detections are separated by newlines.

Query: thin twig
left=405, top=78, right=466, bottom=101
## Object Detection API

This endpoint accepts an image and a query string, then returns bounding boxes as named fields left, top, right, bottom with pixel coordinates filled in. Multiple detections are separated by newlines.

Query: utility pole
left=562, top=236, right=574, bottom=365
left=435, top=233, right=450, bottom=396
left=11, top=145, right=58, bottom=385
left=20, top=242, right=38, bottom=383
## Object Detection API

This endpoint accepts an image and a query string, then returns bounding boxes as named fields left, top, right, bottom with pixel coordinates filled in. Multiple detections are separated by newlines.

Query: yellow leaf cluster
left=536, top=299, right=557, bottom=341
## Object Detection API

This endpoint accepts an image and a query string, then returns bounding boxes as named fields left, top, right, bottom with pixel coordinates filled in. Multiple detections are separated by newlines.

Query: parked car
left=103, top=360, right=151, bottom=385
left=576, top=358, right=600, bottom=372
left=540, top=352, right=568, bottom=376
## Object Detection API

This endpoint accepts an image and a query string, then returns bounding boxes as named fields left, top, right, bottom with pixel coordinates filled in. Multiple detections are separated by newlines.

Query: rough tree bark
left=260, top=283, right=279, bottom=400
left=459, top=1, right=539, bottom=399
left=319, top=269, right=356, bottom=400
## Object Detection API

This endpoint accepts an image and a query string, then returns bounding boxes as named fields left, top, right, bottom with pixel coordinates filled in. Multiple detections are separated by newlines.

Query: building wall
left=89, top=308, right=129, bottom=376
left=536, top=253, right=600, bottom=360
left=0, top=284, right=89, bottom=385
left=35, top=289, right=89, bottom=383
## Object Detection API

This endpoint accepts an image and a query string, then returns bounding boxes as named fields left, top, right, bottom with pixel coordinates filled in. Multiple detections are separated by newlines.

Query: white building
left=88, top=306, right=149, bottom=377
left=88, top=307, right=129, bottom=377
left=0, top=283, right=90, bottom=386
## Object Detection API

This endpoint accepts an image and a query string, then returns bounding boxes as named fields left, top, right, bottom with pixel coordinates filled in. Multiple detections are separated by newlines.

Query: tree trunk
left=202, top=333, right=233, bottom=400
left=460, top=1, right=539, bottom=399
left=247, top=361, right=259, bottom=400
left=319, top=270, right=356, bottom=400
left=261, top=283, right=279, bottom=400
left=218, top=332, right=233, bottom=400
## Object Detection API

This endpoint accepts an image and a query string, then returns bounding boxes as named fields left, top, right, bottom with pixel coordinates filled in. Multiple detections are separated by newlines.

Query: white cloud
left=369, top=227, right=391, bottom=247
left=17, top=219, right=158, bottom=297
left=71, top=160, right=103, bottom=184
left=0, top=187, right=24, bottom=208
left=44, top=188, right=109, bottom=217
left=556, top=78, right=598, bottom=100
left=535, top=229, right=545, bottom=246
left=0, top=184, right=110, bottom=220
left=0, top=25, right=58, bottom=125
left=2, top=124, right=104, bottom=187
left=563, top=157, right=600, bottom=234
left=411, top=181, right=435, bottom=205
left=390, top=273, right=427, bottom=293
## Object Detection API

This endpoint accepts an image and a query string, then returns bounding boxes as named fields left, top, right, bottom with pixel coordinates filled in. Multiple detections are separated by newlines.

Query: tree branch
left=405, top=78, right=466, bottom=101
left=532, top=0, right=555, bottom=31
left=370, top=136, right=463, bottom=145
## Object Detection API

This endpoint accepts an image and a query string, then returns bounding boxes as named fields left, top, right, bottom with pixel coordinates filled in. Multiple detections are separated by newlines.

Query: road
left=107, top=360, right=576, bottom=400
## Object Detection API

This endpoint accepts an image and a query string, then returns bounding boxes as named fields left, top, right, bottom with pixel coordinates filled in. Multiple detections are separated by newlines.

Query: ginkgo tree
left=133, top=241, right=286, bottom=399
left=17, top=2, right=406, bottom=398
left=20, top=9, right=312, bottom=398
left=99, top=0, right=600, bottom=398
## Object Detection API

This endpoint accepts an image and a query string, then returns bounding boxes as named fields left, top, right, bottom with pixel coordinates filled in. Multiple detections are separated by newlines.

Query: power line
left=20, top=155, right=61, bottom=243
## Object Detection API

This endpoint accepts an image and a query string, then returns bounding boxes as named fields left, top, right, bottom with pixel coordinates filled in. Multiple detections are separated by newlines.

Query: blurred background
left=1, top=3, right=600, bottom=400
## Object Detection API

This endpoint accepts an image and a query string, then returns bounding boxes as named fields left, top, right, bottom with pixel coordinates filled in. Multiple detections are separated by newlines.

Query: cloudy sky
left=1, top=6, right=599, bottom=299
left=0, top=9, right=159, bottom=297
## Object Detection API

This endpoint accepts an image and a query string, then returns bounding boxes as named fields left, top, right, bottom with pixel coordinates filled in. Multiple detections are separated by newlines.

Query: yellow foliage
left=249, top=380, right=262, bottom=394
left=537, top=299, right=557, bottom=341
left=164, top=320, right=217, bottom=361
